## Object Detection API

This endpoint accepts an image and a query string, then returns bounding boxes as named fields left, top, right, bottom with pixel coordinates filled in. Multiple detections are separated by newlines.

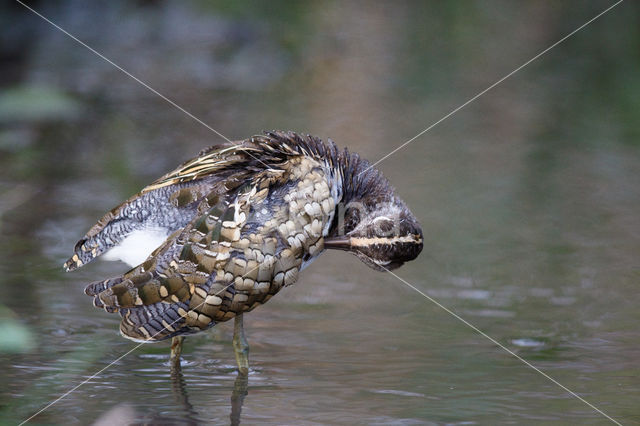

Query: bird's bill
left=323, top=236, right=352, bottom=251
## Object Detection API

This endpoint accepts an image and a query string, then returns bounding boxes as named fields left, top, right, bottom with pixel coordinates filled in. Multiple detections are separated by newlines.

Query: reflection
left=170, top=361, right=198, bottom=425
left=230, top=372, right=249, bottom=426
left=169, top=360, right=249, bottom=425
left=94, top=403, right=137, bottom=426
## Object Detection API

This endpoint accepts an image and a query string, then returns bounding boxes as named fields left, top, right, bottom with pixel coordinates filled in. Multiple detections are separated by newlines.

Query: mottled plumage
left=65, top=131, right=423, bottom=348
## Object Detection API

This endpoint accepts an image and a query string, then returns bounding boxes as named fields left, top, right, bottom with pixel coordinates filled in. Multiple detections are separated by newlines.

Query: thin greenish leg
left=170, top=336, right=185, bottom=365
left=232, top=313, right=249, bottom=375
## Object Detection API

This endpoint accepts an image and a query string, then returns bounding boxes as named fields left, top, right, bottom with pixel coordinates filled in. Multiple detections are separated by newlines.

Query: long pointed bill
left=323, top=236, right=352, bottom=251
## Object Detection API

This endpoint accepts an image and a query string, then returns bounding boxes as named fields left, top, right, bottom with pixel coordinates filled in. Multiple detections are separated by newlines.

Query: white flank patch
left=103, top=227, right=170, bottom=267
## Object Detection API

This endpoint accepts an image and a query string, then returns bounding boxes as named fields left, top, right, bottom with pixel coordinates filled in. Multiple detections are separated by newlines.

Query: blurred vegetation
left=0, top=85, right=80, bottom=124
left=0, top=305, right=35, bottom=354
left=200, top=0, right=313, bottom=52
left=0, top=0, right=638, bottom=424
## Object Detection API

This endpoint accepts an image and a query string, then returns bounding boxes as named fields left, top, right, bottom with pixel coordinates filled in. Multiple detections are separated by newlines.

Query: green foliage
left=0, top=306, right=35, bottom=353
left=0, top=85, right=80, bottom=123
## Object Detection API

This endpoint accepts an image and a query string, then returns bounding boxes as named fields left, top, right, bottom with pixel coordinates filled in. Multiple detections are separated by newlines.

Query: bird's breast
left=181, top=158, right=339, bottom=329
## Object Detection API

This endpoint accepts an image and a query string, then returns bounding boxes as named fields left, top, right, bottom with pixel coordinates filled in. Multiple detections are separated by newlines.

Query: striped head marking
left=324, top=197, right=423, bottom=271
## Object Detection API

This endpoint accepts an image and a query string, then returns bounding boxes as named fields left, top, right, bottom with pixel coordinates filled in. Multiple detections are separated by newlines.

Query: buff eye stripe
left=348, top=234, right=422, bottom=247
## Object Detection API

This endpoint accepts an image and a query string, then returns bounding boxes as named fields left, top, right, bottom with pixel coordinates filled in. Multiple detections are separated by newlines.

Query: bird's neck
left=334, top=150, right=393, bottom=207
left=321, top=150, right=394, bottom=238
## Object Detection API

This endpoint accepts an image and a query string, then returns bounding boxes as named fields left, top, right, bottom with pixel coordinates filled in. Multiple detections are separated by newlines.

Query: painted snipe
left=65, top=131, right=423, bottom=373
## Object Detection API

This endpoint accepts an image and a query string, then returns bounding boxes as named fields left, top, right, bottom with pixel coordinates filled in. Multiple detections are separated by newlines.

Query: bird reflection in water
left=169, top=355, right=248, bottom=425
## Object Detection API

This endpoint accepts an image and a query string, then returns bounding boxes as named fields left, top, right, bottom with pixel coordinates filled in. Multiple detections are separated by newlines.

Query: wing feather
left=87, top=184, right=251, bottom=342
left=63, top=143, right=257, bottom=271
left=140, top=144, right=261, bottom=193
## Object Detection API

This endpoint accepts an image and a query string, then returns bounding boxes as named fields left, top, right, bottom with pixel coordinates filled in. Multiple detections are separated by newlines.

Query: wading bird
left=65, top=131, right=423, bottom=374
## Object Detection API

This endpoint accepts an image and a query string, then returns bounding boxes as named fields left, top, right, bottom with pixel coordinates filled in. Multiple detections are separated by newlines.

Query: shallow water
left=1, top=1, right=639, bottom=424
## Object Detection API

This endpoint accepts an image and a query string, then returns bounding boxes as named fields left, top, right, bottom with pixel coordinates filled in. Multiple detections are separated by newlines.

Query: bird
left=64, top=130, right=423, bottom=374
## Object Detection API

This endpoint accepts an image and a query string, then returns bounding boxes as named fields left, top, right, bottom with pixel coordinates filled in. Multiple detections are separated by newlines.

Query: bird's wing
left=139, top=144, right=262, bottom=192
left=85, top=170, right=280, bottom=342
left=63, top=143, right=262, bottom=271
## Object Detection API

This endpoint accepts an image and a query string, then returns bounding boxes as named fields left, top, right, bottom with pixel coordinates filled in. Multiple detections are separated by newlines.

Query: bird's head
left=323, top=147, right=423, bottom=272
left=325, top=196, right=423, bottom=271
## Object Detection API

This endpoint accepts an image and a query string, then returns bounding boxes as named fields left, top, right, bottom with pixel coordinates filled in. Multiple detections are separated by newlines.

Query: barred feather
left=65, top=131, right=423, bottom=343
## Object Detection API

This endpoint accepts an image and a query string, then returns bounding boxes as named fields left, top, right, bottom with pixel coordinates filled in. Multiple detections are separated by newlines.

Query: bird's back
left=68, top=132, right=341, bottom=342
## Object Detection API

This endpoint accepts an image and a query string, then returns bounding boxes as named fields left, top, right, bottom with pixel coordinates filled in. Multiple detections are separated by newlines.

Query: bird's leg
left=170, top=336, right=185, bottom=366
left=232, top=313, right=249, bottom=375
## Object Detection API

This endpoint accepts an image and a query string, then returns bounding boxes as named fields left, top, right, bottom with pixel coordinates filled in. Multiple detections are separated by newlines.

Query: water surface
left=1, top=1, right=639, bottom=424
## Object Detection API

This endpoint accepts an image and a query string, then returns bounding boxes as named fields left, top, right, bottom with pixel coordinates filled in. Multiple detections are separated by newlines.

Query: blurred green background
left=1, top=0, right=639, bottom=424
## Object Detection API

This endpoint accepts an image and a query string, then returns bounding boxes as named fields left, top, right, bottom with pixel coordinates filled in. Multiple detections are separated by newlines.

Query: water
left=1, top=1, right=639, bottom=424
